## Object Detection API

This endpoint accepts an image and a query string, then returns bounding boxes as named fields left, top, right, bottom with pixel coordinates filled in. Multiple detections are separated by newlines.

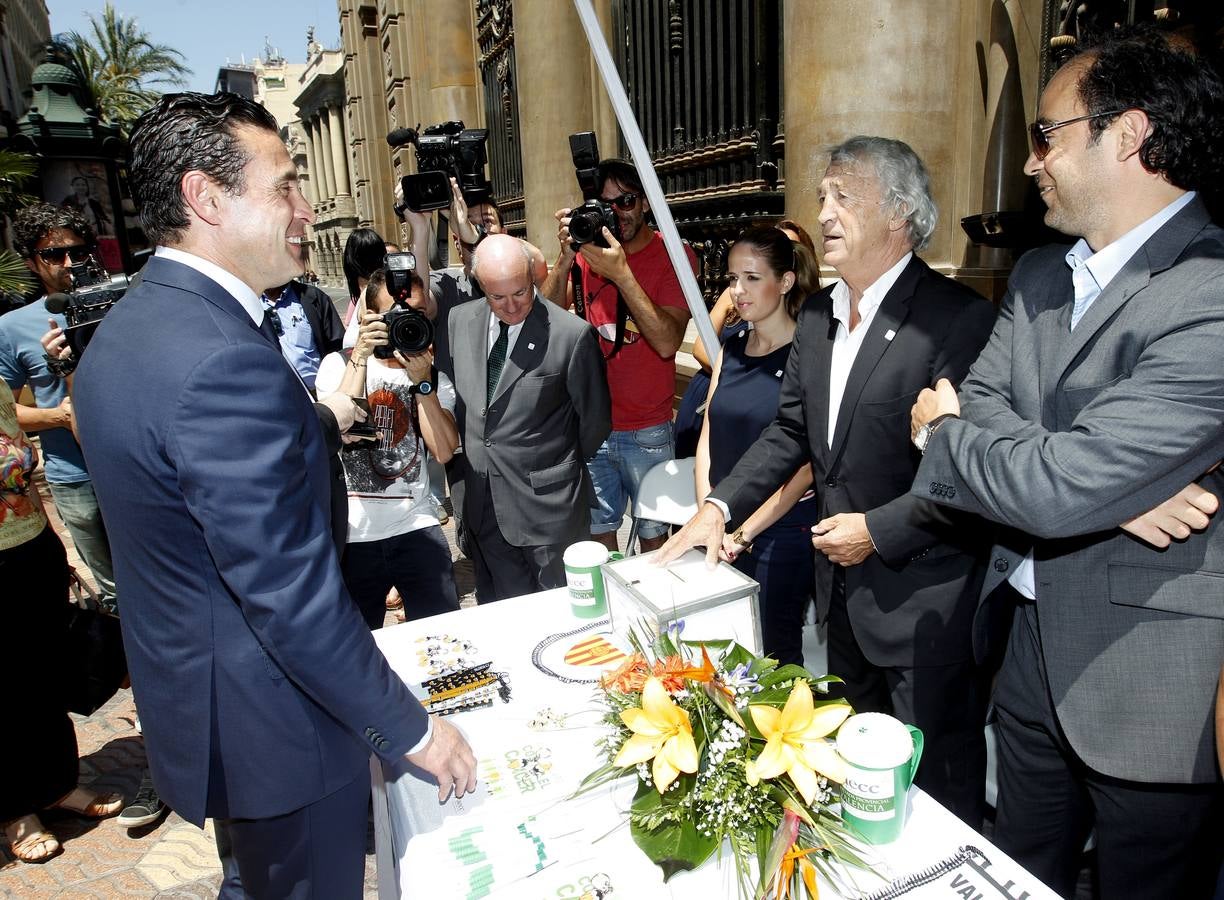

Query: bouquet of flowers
left=580, top=627, right=873, bottom=899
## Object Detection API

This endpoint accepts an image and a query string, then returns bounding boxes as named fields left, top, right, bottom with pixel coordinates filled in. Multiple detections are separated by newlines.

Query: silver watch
left=913, top=413, right=958, bottom=453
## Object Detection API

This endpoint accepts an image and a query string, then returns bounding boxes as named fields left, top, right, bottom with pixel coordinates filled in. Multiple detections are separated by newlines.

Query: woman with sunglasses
left=674, top=219, right=818, bottom=458
left=696, top=225, right=821, bottom=665
left=1, top=379, right=123, bottom=863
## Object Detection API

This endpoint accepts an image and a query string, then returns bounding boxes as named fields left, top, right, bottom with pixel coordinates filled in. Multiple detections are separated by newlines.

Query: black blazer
left=293, top=280, right=345, bottom=358
left=713, top=255, right=997, bottom=667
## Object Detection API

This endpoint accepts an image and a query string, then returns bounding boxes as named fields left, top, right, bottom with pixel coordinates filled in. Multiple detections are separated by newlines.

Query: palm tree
left=58, top=3, right=191, bottom=134
left=0, top=150, right=38, bottom=298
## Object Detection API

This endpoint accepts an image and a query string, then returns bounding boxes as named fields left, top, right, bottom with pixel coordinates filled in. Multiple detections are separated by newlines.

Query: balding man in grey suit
left=911, top=31, right=1224, bottom=899
left=450, top=234, right=611, bottom=601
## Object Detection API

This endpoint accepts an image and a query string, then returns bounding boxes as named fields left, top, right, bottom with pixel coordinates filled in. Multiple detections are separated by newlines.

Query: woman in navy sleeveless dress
left=697, top=226, right=821, bottom=665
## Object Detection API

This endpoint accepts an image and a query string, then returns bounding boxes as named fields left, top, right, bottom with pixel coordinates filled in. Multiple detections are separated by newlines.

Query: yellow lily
left=746, top=681, right=851, bottom=805
left=612, top=676, right=699, bottom=792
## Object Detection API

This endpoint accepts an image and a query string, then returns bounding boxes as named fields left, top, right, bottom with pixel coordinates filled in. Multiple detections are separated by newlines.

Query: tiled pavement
left=1, top=462, right=627, bottom=898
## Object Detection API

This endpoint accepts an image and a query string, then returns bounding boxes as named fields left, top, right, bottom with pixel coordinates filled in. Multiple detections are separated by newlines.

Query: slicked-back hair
left=733, top=224, right=821, bottom=319
left=128, top=92, right=280, bottom=246
left=1073, top=26, right=1224, bottom=192
left=343, top=228, right=387, bottom=300
left=828, top=136, right=938, bottom=251
left=14, top=203, right=93, bottom=257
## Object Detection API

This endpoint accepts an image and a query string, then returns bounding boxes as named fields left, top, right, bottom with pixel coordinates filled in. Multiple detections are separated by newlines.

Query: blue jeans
left=48, top=479, right=117, bottom=610
left=587, top=422, right=675, bottom=541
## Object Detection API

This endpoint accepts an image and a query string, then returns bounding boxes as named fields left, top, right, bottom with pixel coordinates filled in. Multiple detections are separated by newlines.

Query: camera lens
left=569, top=208, right=601, bottom=245
left=377, top=308, right=435, bottom=358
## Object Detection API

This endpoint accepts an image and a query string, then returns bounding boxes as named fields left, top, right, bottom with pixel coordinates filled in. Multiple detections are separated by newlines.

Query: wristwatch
left=409, top=380, right=434, bottom=396
left=729, top=527, right=753, bottom=554
left=913, top=413, right=958, bottom=454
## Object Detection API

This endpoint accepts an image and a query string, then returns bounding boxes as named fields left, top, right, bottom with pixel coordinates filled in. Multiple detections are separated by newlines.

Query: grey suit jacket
left=915, top=197, right=1224, bottom=784
left=449, top=294, right=611, bottom=548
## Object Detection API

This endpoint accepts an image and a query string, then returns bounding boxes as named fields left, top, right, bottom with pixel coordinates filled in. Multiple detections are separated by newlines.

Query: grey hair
left=828, top=136, right=938, bottom=250
left=470, top=236, right=533, bottom=285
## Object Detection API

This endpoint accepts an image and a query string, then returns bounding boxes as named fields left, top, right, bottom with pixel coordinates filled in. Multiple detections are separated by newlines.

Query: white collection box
left=602, top=549, right=762, bottom=654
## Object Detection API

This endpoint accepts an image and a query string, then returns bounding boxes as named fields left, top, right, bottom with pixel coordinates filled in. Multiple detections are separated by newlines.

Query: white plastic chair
left=626, top=457, right=698, bottom=554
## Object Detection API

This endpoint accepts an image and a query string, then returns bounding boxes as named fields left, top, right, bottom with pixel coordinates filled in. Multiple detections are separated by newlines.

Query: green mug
left=836, top=712, right=924, bottom=844
left=563, top=541, right=623, bottom=618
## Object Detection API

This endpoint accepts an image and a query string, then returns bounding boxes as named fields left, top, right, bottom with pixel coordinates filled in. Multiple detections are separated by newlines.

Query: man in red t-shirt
left=542, top=159, right=694, bottom=553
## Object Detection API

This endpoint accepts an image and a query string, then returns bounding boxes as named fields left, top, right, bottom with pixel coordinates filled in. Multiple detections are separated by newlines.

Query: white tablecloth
left=372, top=590, right=1059, bottom=900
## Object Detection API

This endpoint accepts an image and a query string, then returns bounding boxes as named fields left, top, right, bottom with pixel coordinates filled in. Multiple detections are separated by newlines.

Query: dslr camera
left=566, top=132, right=620, bottom=249
left=388, top=121, right=493, bottom=213
left=376, top=251, right=434, bottom=358
left=45, top=253, right=128, bottom=359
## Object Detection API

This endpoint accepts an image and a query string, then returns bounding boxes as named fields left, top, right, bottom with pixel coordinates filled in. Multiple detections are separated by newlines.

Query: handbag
left=64, top=604, right=128, bottom=717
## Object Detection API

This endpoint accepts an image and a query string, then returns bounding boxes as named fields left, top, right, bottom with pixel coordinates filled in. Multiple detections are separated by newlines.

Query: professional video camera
left=45, top=254, right=128, bottom=359
left=387, top=121, right=493, bottom=213
left=566, top=131, right=620, bottom=249
left=376, top=251, right=434, bottom=358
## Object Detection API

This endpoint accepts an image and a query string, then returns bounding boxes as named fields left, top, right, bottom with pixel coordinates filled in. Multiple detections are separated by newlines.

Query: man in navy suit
left=73, top=93, right=476, bottom=898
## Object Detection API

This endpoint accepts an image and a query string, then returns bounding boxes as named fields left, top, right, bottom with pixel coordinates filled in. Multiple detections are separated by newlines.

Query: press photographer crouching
left=315, top=261, right=461, bottom=629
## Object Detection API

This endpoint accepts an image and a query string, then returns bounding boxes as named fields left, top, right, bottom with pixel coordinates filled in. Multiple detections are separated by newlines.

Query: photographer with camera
left=315, top=262, right=460, bottom=629
left=0, top=204, right=118, bottom=608
left=541, top=156, right=695, bottom=553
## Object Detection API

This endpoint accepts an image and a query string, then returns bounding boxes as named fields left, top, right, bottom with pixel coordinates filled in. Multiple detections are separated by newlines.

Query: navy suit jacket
left=74, top=256, right=428, bottom=826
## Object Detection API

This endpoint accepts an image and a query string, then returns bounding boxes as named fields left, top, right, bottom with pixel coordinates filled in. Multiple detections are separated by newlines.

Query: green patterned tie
left=487, top=320, right=510, bottom=403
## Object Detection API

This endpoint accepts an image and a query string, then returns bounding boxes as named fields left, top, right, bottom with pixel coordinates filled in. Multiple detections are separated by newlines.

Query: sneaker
left=434, top=501, right=450, bottom=525
left=117, top=771, right=165, bottom=829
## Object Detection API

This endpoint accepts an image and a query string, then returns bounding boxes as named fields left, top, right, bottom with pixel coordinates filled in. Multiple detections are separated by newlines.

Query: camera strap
left=573, top=260, right=628, bottom=360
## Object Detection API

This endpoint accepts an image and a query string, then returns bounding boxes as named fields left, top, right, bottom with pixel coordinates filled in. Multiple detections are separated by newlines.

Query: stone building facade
left=295, top=46, right=359, bottom=284
left=331, top=1, right=1219, bottom=296
left=0, top=0, right=50, bottom=129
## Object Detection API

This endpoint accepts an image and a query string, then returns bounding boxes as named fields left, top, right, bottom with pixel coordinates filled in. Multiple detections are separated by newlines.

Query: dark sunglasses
left=35, top=244, right=93, bottom=265
left=607, top=192, right=640, bottom=211
left=1028, top=110, right=1124, bottom=160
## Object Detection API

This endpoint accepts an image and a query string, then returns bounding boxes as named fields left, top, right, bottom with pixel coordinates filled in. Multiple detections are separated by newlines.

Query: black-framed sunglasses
left=607, top=192, right=640, bottom=211
left=1028, top=110, right=1125, bottom=160
left=35, top=244, right=93, bottom=265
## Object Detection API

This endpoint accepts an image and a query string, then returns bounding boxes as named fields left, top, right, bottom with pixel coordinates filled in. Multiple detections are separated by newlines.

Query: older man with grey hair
left=661, top=135, right=998, bottom=825
left=449, top=234, right=611, bottom=602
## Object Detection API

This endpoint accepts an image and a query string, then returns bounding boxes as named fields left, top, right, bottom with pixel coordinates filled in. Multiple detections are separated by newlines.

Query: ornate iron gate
left=614, top=0, right=785, bottom=304
left=475, top=0, right=526, bottom=237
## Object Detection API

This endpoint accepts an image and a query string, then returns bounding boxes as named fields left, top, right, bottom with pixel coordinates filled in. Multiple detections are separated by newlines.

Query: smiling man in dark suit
left=911, top=30, right=1224, bottom=898
left=450, top=233, right=610, bottom=602
left=662, top=137, right=997, bottom=826
left=72, top=92, right=476, bottom=899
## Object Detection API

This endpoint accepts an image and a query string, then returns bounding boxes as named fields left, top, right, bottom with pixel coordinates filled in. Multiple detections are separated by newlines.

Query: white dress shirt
left=486, top=314, right=524, bottom=360
left=827, top=252, right=912, bottom=446
left=1008, top=191, right=1196, bottom=599
left=155, top=246, right=262, bottom=325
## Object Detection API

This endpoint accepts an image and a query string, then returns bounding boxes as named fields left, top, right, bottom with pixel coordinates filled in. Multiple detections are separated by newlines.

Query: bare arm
left=694, top=349, right=724, bottom=503
left=580, top=228, right=688, bottom=357
left=693, top=288, right=734, bottom=372
left=400, top=350, right=458, bottom=464
left=540, top=207, right=578, bottom=309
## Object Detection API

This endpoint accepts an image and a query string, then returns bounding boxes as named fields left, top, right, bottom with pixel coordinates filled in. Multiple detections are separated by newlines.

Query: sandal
left=4, top=815, right=61, bottom=863
left=54, top=786, right=125, bottom=818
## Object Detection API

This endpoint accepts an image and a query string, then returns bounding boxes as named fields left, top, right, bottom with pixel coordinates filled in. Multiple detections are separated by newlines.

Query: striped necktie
left=487, top=320, right=510, bottom=403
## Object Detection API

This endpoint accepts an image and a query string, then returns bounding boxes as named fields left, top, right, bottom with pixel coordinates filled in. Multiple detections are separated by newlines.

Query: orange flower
left=601, top=646, right=718, bottom=695
left=774, top=844, right=821, bottom=900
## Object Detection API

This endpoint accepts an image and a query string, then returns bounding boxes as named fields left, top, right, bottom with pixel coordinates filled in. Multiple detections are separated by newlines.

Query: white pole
left=570, top=0, right=719, bottom=357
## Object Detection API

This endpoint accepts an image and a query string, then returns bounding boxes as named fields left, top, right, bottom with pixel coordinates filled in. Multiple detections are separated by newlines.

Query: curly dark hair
left=128, top=92, right=280, bottom=246
left=13, top=203, right=94, bottom=258
left=1072, top=26, right=1224, bottom=192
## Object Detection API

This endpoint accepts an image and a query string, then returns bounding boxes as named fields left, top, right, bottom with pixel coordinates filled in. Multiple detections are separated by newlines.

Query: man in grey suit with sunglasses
left=911, top=30, right=1224, bottom=899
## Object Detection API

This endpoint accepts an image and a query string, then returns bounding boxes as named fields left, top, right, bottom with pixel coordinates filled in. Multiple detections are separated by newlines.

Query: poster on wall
left=42, top=159, right=122, bottom=272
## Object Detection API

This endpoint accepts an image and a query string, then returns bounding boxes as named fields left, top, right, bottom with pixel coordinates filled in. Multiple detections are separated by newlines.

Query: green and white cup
left=563, top=541, right=622, bottom=618
left=836, top=712, right=924, bottom=844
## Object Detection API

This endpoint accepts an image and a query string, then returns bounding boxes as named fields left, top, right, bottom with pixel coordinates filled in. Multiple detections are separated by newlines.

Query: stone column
left=513, top=0, right=596, bottom=250
left=299, top=123, right=320, bottom=205
left=328, top=103, right=352, bottom=196
left=307, top=115, right=328, bottom=201
left=423, top=0, right=480, bottom=125
left=317, top=112, right=338, bottom=202
left=783, top=0, right=979, bottom=272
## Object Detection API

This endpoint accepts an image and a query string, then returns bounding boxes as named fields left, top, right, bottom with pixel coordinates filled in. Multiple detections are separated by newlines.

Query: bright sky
left=48, top=1, right=343, bottom=93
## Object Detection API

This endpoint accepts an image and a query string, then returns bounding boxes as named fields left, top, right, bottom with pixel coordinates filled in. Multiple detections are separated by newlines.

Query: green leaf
left=629, top=780, right=718, bottom=881
left=758, top=664, right=817, bottom=688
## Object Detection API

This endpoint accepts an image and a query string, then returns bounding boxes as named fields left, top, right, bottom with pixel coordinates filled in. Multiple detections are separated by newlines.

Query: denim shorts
left=587, top=421, right=675, bottom=539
